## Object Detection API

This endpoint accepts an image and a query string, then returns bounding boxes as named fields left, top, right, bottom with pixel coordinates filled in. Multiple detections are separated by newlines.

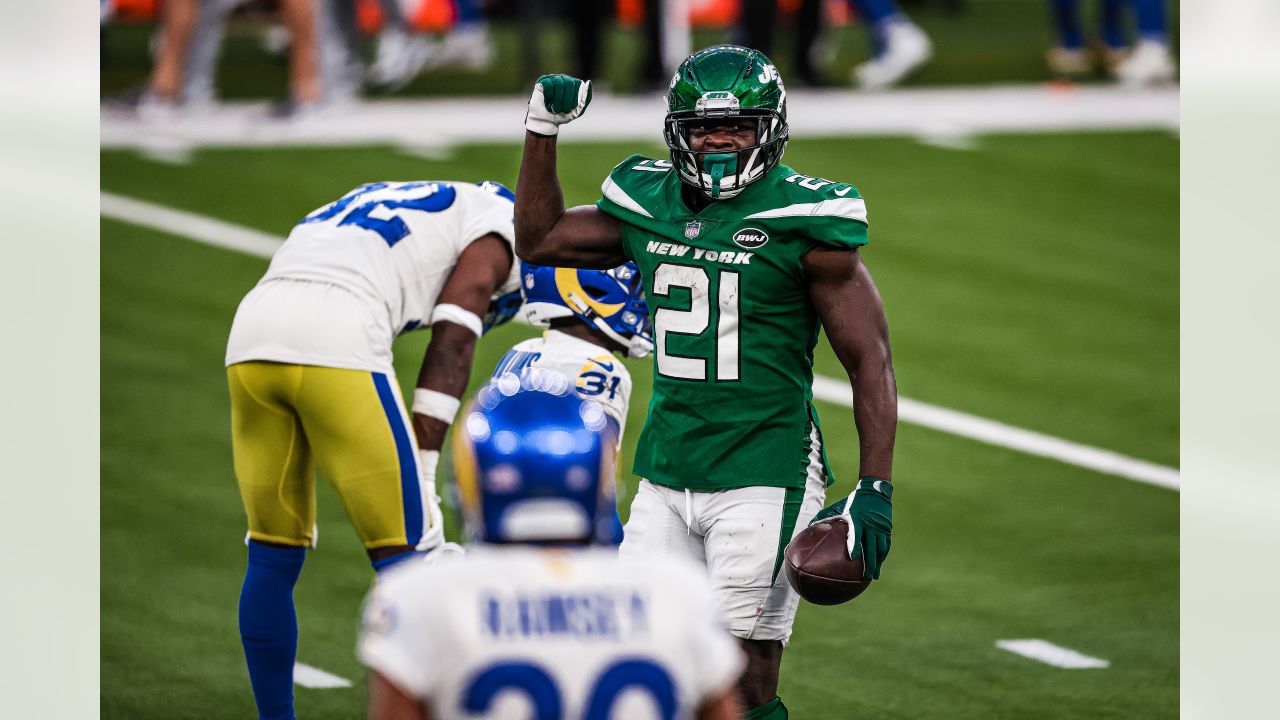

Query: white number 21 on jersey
left=652, top=263, right=740, bottom=381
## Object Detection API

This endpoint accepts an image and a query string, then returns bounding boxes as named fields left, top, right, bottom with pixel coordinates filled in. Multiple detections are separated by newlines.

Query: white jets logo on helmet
left=732, top=227, right=769, bottom=249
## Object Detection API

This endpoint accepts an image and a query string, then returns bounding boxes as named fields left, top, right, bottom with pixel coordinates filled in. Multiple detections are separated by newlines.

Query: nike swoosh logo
left=589, top=358, right=615, bottom=372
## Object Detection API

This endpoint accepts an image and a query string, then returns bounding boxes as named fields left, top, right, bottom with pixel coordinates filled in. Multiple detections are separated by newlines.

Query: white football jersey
left=226, top=181, right=517, bottom=371
left=359, top=547, right=744, bottom=720
left=491, top=331, right=632, bottom=438
left=263, top=181, right=517, bottom=333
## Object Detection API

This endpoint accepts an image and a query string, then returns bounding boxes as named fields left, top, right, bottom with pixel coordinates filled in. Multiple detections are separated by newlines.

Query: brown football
left=783, top=518, right=871, bottom=605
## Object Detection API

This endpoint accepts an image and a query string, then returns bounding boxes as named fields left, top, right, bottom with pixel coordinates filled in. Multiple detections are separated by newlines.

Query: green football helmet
left=664, top=45, right=789, bottom=200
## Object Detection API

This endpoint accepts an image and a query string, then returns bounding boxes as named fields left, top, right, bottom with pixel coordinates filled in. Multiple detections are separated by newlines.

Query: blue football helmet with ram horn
left=476, top=180, right=523, bottom=332
left=451, top=369, right=619, bottom=545
left=519, top=260, right=653, bottom=358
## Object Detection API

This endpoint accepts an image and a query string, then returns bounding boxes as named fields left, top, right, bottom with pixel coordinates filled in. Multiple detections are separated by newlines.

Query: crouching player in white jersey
left=225, top=180, right=523, bottom=720
left=491, top=261, right=653, bottom=540
left=358, top=373, right=744, bottom=720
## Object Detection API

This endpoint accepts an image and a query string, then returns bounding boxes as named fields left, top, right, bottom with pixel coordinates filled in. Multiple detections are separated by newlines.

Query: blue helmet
left=482, top=290, right=522, bottom=334
left=475, top=180, right=516, bottom=203
left=452, top=370, right=618, bottom=545
left=475, top=180, right=521, bottom=332
left=520, top=261, right=653, bottom=358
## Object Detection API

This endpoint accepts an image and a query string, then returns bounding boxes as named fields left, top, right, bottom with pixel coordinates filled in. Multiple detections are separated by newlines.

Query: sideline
left=100, top=83, right=1179, bottom=153
left=812, top=377, right=1180, bottom=490
left=100, top=191, right=1180, bottom=491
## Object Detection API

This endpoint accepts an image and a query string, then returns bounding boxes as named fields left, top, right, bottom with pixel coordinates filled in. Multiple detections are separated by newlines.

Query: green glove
left=812, top=477, right=893, bottom=580
left=525, top=74, right=592, bottom=136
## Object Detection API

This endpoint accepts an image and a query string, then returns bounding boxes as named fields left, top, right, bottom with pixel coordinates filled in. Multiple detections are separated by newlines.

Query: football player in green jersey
left=515, top=45, right=898, bottom=720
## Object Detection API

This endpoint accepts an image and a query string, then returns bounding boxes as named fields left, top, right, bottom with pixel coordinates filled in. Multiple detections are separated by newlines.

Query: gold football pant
left=227, top=361, right=437, bottom=550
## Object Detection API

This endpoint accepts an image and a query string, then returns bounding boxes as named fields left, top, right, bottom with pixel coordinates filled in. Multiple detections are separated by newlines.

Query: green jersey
left=596, top=155, right=869, bottom=491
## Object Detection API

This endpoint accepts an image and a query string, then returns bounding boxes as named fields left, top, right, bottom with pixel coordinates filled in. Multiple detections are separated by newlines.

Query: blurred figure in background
left=567, top=0, right=610, bottom=81
left=433, top=0, right=494, bottom=71
left=280, top=0, right=327, bottom=112
left=1046, top=0, right=1126, bottom=76
left=636, top=0, right=668, bottom=89
left=366, top=0, right=494, bottom=91
left=1046, top=0, right=1175, bottom=85
left=316, top=0, right=365, bottom=106
left=736, top=0, right=827, bottom=87
left=136, top=0, right=207, bottom=117
left=845, top=0, right=933, bottom=89
left=136, top=0, right=323, bottom=119
left=367, top=0, right=433, bottom=90
left=740, top=0, right=932, bottom=89
left=359, top=377, right=745, bottom=720
left=1116, top=0, right=1175, bottom=85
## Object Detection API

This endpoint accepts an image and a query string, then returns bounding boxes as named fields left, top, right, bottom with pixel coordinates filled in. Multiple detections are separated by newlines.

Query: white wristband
left=431, top=303, right=484, bottom=337
left=413, top=389, right=461, bottom=424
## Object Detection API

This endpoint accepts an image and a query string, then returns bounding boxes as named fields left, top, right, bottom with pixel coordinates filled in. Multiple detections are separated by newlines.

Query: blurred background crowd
left=101, top=0, right=1178, bottom=120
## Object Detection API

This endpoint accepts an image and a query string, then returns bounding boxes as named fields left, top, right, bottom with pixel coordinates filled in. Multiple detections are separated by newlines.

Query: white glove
left=424, top=542, right=465, bottom=566
left=525, top=74, right=592, bottom=137
left=417, top=450, right=446, bottom=551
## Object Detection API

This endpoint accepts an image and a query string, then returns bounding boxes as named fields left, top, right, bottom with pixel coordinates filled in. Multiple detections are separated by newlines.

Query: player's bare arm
left=367, top=670, right=429, bottom=720
left=412, top=233, right=513, bottom=454
left=516, top=74, right=628, bottom=269
left=803, top=246, right=898, bottom=579
left=803, top=247, right=897, bottom=478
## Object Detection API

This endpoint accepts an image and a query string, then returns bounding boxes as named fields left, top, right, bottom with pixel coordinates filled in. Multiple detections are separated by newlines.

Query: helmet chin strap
left=565, top=291, right=653, bottom=358
left=702, top=152, right=738, bottom=199
left=593, top=318, right=653, bottom=358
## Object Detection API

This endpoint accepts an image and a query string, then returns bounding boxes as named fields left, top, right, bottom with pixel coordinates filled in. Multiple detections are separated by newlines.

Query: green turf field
left=101, top=132, right=1177, bottom=718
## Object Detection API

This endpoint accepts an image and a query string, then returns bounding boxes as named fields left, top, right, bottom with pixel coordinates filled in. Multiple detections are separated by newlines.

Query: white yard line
left=996, top=639, right=1111, bottom=669
left=100, top=192, right=1179, bottom=491
left=293, top=662, right=353, bottom=689
left=100, top=84, right=1179, bottom=153
left=101, top=192, right=280, bottom=259
left=811, top=377, right=1180, bottom=491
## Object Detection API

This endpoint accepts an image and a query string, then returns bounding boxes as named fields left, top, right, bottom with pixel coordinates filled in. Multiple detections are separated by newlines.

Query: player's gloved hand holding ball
left=525, top=74, right=592, bottom=136
left=811, top=477, right=893, bottom=580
